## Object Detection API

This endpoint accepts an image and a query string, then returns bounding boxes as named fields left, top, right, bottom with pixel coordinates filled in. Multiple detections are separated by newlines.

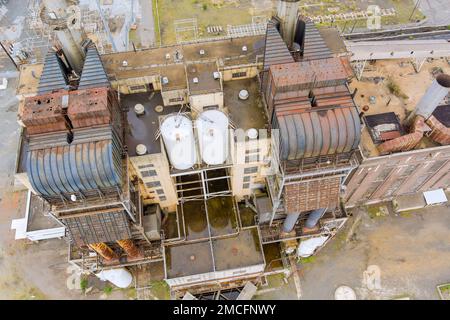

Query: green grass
left=150, top=280, right=170, bottom=300
left=103, top=285, right=113, bottom=295
left=298, top=256, right=316, bottom=264
left=80, top=277, right=88, bottom=293
left=386, top=77, right=409, bottom=100
left=153, top=0, right=162, bottom=46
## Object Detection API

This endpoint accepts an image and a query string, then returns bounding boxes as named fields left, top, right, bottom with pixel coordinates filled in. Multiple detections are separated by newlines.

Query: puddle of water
left=182, top=201, right=208, bottom=240
left=207, top=197, right=237, bottom=237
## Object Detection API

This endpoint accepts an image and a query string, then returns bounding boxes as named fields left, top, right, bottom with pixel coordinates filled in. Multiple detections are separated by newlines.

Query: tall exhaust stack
left=42, top=0, right=84, bottom=74
left=276, top=0, right=301, bottom=49
left=408, top=74, right=450, bottom=122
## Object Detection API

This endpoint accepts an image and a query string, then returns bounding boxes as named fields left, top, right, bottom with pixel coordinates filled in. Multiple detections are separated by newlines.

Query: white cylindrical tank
left=96, top=268, right=133, bottom=289
left=196, top=110, right=229, bottom=165
left=161, top=114, right=197, bottom=170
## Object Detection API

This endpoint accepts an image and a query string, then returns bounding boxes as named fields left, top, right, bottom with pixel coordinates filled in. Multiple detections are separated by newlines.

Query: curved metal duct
left=426, top=115, right=450, bottom=145
left=277, top=107, right=361, bottom=160
left=378, top=116, right=426, bottom=154
left=26, top=139, right=122, bottom=198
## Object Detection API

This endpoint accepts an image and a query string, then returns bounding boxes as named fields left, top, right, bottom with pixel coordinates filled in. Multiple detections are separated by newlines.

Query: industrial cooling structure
left=13, top=0, right=450, bottom=300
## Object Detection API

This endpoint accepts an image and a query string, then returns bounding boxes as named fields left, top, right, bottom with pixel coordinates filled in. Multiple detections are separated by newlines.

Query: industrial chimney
left=42, top=0, right=85, bottom=74
left=276, top=0, right=301, bottom=49
left=408, top=73, right=450, bottom=122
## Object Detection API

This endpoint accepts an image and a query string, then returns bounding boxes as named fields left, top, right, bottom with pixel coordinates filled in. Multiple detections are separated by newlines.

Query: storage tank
left=160, top=114, right=197, bottom=170
left=196, top=110, right=229, bottom=165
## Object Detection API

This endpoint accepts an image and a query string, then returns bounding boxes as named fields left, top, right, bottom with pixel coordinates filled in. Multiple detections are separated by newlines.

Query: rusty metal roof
left=269, top=57, right=351, bottom=91
left=263, top=21, right=295, bottom=71
left=37, top=51, right=68, bottom=95
left=62, top=208, right=132, bottom=246
left=26, top=126, right=122, bottom=200
left=301, top=21, right=334, bottom=61
left=274, top=106, right=361, bottom=160
left=78, top=45, right=110, bottom=90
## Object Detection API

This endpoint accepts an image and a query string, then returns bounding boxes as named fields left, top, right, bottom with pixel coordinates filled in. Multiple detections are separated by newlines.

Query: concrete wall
left=161, top=88, right=188, bottom=106
left=129, top=153, right=178, bottom=212
left=344, top=145, right=450, bottom=208
left=230, top=133, right=271, bottom=200
left=111, top=75, right=161, bottom=94
left=189, top=91, right=224, bottom=113
left=222, top=65, right=259, bottom=82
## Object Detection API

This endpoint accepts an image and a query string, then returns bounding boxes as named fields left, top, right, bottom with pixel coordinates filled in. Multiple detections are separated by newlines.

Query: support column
left=117, top=239, right=143, bottom=259
left=282, top=212, right=301, bottom=233
left=305, top=208, right=327, bottom=229
left=89, top=243, right=118, bottom=261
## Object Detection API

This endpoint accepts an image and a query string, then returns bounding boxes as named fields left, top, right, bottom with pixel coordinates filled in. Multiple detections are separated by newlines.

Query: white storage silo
left=196, top=110, right=229, bottom=165
left=161, top=114, right=197, bottom=170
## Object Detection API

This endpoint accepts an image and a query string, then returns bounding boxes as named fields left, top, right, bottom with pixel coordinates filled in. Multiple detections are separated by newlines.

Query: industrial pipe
left=305, top=208, right=327, bottom=229
left=276, top=0, right=301, bottom=49
left=89, top=243, right=118, bottom=261
left=117, top=239, right=143, bottom=260
left=427, top=115, right=450, bottom=145
left=282, top=212, right=301, bottom=233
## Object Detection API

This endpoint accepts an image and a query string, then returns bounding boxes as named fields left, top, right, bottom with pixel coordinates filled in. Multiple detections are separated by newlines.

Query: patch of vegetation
left=124, top=287, right=137, bottom=299
left=298, top=256, right=316, bottom=264
left=80, top=277, right=88, bottom=293
left=202, top=3, right=207, bottom=10
left=103, top=285, right=113, bottom=295
left=386, top=78, right=409, bottom=100
left=150, top=280, right=170, bottom=300
left=367, top=205, right=389, bottom=219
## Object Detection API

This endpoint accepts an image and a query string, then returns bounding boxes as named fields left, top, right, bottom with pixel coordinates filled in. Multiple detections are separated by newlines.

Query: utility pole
left=409, top=0, right=422, bottom=22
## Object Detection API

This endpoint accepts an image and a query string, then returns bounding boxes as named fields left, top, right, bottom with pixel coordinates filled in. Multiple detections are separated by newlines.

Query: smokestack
left=42, top=0, right=84, bottom=74
left=276, top=0, right=301, bottom=49
left=408, top=74, right=450, bottom=122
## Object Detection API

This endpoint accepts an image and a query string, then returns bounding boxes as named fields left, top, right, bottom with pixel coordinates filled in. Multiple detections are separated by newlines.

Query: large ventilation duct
left=42, top=0, right=84, bottom=74
left=89, top=243, right=118, bottom=261
left=282, top=212, right=300, bottom=233
left=117, top=239, right=143, bottom=260
left=378, top=116, right=426, bottom=154
left=427, top=115, right=450, bottom=145
left=409, top=74, right=450, bottom=122
left=305, top=208, right=327, bottom=229
left=276, top=0, right=301, bottom=49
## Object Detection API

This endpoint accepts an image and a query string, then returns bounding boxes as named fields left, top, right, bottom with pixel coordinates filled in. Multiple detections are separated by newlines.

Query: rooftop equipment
left=160, top=114, right=197, bottom=170
left=196, top=110, right=229, bottom=165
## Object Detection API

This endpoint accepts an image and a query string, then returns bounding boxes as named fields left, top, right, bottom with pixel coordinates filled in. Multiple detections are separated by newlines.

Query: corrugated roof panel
left=37, top=51, right=68, bottom=94
left=78, top=45, right=110, bottom=90
left=263, top=22, right=295, bottom=71
left=301, top=22, right=333, bottom=61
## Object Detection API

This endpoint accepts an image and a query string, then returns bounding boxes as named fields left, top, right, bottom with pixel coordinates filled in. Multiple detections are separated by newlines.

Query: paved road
left=419, top=0, right=450, bottom=26
left=139, top=0, right=156, bottom=48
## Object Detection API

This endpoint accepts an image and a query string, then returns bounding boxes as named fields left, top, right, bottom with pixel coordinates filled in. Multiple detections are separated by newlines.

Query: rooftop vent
left=239, top=89, right=249, bottom=100
left=193, top=77, right=199, bottom=84
left=136, top=144, right=148, bottom=156
left=122, top=60, right=128, bottom=67
left=162, top=77, right=169, bottom=85
left=242, top=46, right=248, bottom=52
left=134, top=104, right=145, bottom=116
left=199, top=49, right=205, bottom=55
left=213, top=72, right=220, bottom=80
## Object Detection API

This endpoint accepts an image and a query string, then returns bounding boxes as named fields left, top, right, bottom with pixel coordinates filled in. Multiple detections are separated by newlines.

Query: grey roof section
left=26, top=127, right=122, bottom=199
left=275, top=107, right=361, bottom=160
left=37, top=51, right=68, bottom=94
left=263, top=22, right=295, bottom=71
left=78, top=45, right=110, bottom=90
left=302, top=22, right=334, bottom=61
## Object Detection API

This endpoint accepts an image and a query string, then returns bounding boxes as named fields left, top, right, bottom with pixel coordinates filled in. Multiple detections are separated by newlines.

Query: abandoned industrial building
left=9, top=0, right=450, bottom=300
